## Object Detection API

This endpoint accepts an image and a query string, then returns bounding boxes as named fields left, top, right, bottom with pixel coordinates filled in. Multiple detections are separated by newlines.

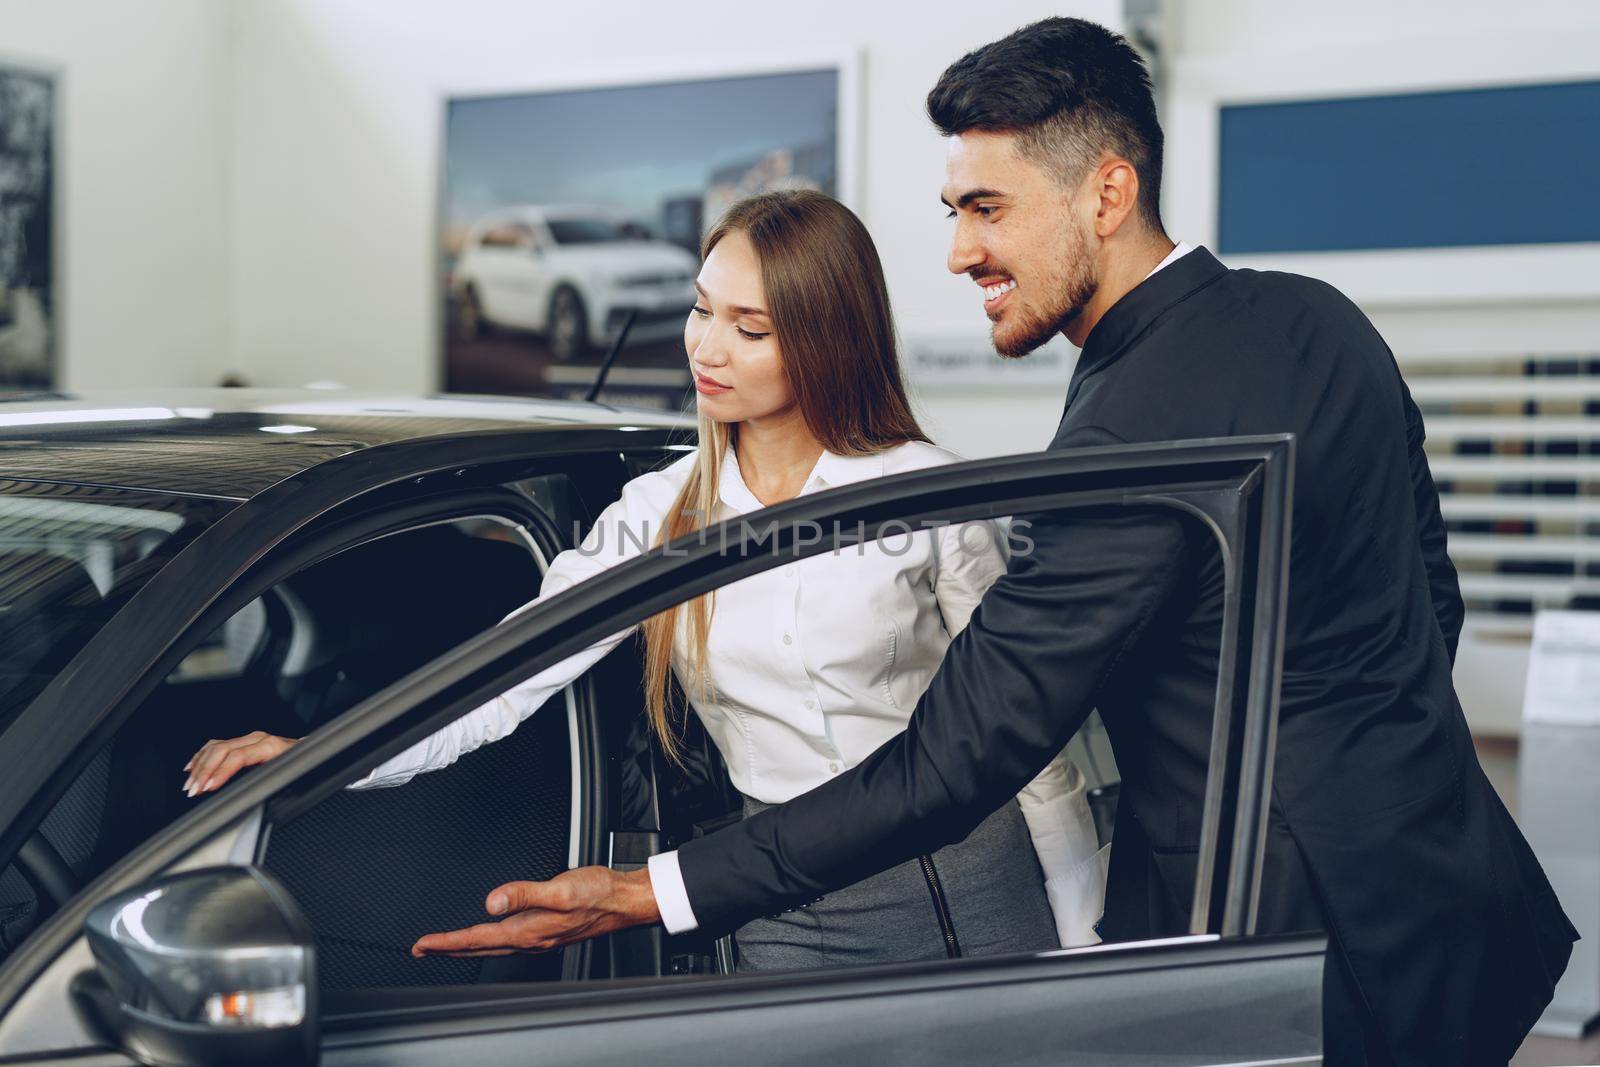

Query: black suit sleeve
left=673, top=426, right=1191, bottom=935
left=1400, top=378, right=1464, bottom=663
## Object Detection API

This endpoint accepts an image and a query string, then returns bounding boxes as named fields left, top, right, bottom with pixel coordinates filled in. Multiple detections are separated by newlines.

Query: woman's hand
left=183, top=732, right=298, bottom=796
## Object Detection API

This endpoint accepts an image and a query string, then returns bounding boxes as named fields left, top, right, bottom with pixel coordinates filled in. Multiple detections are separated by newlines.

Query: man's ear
left=1092, top=157, right=1141, bottom=239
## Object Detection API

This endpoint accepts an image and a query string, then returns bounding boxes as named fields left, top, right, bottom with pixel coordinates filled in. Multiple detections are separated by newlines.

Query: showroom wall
left=223, top=0, right=1121, bottom=459
left=1163, top=0, right=1600, bottom=299
left=0, top=0, right=234, bottom=391
left=1162, top=0, right=1600, bottom=738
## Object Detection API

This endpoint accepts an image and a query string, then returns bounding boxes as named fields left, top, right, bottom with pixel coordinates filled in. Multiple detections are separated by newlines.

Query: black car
left=0, top=391, right=1323, bottom=1066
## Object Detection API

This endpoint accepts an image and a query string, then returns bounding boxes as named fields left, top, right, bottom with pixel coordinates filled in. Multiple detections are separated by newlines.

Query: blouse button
left=805, top=700, right=816, bottom=710
left=782, top=634, right=793, bottom=645
left=829, top=762, right=840, bottom=774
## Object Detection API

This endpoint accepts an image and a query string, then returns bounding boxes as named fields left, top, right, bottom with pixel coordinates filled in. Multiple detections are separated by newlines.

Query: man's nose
left=947, top=221, right=984, bottom=276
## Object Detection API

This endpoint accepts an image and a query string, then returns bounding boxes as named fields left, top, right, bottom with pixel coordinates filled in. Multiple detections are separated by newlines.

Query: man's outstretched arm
left=675, top=477, right=1191, bottom=935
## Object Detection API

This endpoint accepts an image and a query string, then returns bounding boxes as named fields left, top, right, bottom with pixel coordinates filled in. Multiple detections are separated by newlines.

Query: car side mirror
left=72, top=866, right=318, bottom=1067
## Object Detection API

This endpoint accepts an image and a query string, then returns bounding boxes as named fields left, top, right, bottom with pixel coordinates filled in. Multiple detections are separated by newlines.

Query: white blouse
left=353, top=440, right=1107, bottom=946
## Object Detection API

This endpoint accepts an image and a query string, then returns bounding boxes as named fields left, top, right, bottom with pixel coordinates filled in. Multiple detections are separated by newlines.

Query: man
left=415, top=18, right=1577, bottom=1064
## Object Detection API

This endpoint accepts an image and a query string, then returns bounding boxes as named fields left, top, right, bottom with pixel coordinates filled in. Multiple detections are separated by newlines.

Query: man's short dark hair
left=927, top=17, right=1165, bottom=231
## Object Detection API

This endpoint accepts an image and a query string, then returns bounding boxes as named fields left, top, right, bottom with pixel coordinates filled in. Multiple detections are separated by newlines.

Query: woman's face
left=685, top=230, right=795, bottom=424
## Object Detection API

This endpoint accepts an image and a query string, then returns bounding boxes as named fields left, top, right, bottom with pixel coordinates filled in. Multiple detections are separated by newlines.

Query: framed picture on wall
left=437, top=58, right=858, bottom=409
left=0, top=58, right=56, bottom=396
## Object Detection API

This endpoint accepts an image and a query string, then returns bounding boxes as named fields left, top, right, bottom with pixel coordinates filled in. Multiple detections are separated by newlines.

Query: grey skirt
left=733, top=796, right=1059, bottom=973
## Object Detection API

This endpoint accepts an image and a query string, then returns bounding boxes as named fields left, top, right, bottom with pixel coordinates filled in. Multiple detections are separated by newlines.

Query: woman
left=183, top=190, right=1106, bottom=969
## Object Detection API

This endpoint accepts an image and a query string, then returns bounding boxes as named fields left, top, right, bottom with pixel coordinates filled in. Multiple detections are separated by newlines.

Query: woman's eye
left=736, top=327, right=770, bottom=341
left=690, top=305, right=710, bottom=317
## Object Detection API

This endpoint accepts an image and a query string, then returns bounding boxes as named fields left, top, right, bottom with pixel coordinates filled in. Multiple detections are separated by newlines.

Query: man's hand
left=411, top=866, right=661, bottom=957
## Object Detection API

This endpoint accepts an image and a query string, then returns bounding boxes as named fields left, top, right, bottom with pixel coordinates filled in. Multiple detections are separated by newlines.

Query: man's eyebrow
left=693, top=281, right=769, bottom=318
left=940, top=187, right=1009, bottom=210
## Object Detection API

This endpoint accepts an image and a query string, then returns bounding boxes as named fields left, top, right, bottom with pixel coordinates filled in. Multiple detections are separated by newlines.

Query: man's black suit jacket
left=674, top=247, right=1578, bottom=1063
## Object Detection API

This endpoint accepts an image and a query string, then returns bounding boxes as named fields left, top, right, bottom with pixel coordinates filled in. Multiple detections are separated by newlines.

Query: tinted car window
left=0, top=481, right=233, bottom=736
left=0, top=482, right=232, bottom=954
left=169, top=597, right=269, bottom=682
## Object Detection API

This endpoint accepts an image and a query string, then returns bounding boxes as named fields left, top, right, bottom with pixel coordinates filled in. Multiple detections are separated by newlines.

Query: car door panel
left=487, top=248, right=544, bottom=329
left=474, top=224, right=546, bottom=329
left=315, top=936, right=1322, bottom=1066
left=0, top=806, right=266, bottom=1061
left=291, top=436, right=1302, bottom=1062
left=0, top=435, right=1315, bottom=1066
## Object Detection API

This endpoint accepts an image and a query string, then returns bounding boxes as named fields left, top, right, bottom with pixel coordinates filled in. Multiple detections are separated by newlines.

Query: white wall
left=1162, top=0, right=1600, bottom=306
left=1171, top=0, right=1600, bottom=58
left=1162, top=0, right=1600, bottom=737
left=0, top=0, right=233, bottom=391
left=224, top=0, right=1121, bottom=459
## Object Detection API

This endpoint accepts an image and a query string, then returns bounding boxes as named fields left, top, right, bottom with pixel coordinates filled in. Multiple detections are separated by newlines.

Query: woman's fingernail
left=488, top=893, right=507, bottom=915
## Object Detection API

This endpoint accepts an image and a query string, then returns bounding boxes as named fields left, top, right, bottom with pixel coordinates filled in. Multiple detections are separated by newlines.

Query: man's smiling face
left=941, top=130, right=1100, bottom=356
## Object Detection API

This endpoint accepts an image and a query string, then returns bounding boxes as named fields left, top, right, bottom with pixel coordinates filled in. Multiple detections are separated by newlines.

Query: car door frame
left=0, top=432, right=1316, bottom=1065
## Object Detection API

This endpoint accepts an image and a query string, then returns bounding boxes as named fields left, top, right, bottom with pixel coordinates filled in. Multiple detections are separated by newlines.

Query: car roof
left=0, top=388, right=693, bottom=500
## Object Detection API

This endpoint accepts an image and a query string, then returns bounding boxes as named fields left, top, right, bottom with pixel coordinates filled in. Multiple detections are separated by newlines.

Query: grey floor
left=1476, top=737, right=1600, bottom=1067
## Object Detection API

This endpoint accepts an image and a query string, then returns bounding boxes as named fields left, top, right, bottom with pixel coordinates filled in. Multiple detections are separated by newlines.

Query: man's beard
left=990, top=229, right=1098, bottom=359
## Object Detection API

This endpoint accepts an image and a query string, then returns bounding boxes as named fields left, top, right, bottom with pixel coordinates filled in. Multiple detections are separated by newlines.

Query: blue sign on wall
left=1218, top=80, right=1600, bottom=254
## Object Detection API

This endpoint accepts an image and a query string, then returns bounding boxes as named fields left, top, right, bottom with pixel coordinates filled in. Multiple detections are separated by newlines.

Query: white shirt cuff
left=1045, top=842, right=1111, bottom=947
left=646, top=850, right=700, bottom=934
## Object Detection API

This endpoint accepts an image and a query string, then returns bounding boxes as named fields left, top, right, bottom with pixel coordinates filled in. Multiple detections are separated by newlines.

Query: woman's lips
left=695, top=374, right=732, bottom=395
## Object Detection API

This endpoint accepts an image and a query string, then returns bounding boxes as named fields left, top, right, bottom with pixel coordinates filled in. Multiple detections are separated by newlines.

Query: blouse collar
left=717, top=446, right=888, bottom=515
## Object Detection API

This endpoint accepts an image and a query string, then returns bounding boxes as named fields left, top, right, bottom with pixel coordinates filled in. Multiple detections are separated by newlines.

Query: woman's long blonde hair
left=640, top=190, right=929, bottom=763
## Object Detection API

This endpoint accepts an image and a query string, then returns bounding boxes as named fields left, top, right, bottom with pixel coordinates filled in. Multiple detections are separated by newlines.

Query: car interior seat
left=257, top=522, right=576, bottom=990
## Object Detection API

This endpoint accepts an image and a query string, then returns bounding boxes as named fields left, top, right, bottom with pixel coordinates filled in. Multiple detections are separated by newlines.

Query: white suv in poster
left=450, top=206, right=698, bottom=361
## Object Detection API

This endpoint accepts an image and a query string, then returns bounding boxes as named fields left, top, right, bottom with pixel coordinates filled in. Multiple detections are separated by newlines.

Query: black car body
left=0, top=390, right=1323, bottom=1065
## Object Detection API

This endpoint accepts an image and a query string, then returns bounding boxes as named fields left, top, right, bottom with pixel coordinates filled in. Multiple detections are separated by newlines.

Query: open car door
left=0, top=434, right=1323, bottom=1067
